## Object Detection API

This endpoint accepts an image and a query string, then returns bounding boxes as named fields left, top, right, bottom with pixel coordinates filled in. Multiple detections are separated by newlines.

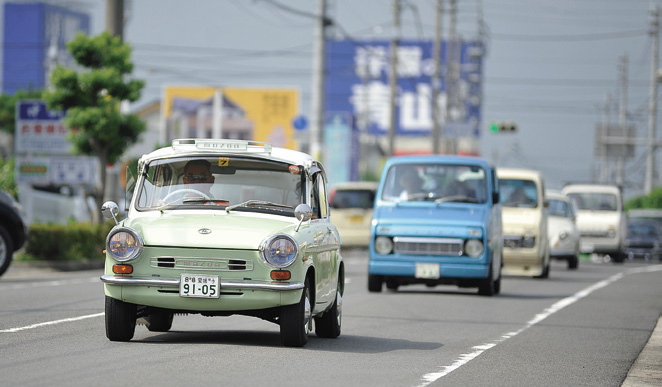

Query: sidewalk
left=622, top=316, right=662, bottom=386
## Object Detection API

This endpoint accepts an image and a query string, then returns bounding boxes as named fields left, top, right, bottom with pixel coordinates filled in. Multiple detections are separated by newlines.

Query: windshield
left=136, top=156, right=303, bottom=216
left=566, top=193, right=618, bottom=211
left=628, top=221, right=660, bottom=238
left=500, top=179, right=538, bottom=208
left=381, top=163, right=487, bottom=204
left=548, top=199, right=572, bottom=218
left=330, top=189, right=375, bottom=209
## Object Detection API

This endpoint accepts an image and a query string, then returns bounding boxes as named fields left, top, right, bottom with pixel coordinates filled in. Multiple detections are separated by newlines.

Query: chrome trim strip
left=150, top=257, right=254, bottom=271
left=100, top=275, right=303, bottom=291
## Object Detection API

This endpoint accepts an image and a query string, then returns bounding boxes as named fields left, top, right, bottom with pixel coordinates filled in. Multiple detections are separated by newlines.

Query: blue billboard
left=3, top=3, right=90, bottom=94
left=325, top=39, right=484, bottom=138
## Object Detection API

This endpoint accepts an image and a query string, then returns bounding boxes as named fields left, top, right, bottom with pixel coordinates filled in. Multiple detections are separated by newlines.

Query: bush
left=23, top=221, right=115, bottom=261
left=626, top=186, right=662, bottom=211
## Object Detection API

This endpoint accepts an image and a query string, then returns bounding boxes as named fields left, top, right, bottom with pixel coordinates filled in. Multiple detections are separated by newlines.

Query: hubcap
left=336, top=290, right=343, bottom=326
left=303, top=289, right=312, bottom=334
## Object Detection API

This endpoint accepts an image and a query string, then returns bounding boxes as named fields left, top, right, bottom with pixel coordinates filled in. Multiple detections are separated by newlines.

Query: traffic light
left=489, top=121, right=517, bottom=133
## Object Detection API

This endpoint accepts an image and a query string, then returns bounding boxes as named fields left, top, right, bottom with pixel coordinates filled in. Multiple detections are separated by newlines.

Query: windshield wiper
left=182, top=198, right=229, bottom=205
left=225, top=200, right=293, bottom=213
left=435, top=195, right=480, bottom=204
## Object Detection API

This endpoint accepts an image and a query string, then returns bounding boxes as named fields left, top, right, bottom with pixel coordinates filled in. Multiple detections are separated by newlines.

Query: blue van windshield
left=381, top=164, right=487, bottom=204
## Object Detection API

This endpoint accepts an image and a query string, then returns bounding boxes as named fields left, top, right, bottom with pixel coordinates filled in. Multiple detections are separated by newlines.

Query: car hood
left=123, top=211, right=297, bottom=250
left=575, top=211, right=621, bottom=231
left=373, top=204, right=489, bottom=231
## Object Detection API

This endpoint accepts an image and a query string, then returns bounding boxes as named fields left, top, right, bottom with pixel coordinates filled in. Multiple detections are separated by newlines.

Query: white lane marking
left=0, top=313, right=104, bottom=333
left=417, top=265, right=662, bottom=386
left=1, top=277, right=99, bottom=290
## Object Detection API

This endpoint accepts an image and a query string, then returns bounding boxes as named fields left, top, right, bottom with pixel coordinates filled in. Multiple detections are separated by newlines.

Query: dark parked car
left=0, top=190, right=28, bottom=276
left=625, top=218, right=662, bottom=261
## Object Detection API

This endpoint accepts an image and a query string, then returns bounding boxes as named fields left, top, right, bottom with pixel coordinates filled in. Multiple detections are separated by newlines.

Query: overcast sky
left=80, top=0, right=660, bottom=196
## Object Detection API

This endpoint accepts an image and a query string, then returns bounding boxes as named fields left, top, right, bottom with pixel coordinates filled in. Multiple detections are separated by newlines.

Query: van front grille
left=150, top=257, right=254, bottom=271
left=393, top=237, right=463, bottom=256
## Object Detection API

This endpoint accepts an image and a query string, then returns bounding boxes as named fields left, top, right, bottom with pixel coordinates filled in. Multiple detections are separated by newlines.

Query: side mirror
left=102, top=201, right=120, bottom=225
left=294, top=203, right=313, bottom=232
left=492, top=191, right=500, bottom=204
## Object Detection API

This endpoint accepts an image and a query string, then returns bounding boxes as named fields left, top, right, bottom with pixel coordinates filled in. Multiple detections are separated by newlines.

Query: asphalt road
left=1, top=251, right=661, bottom=387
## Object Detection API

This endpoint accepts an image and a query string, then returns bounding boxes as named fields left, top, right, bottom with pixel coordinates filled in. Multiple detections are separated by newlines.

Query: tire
left=368, top=274, right=383, bottom=293
left=478, top=264, right=495, bottom=296
left=612, top=252, right=625, bottom=264
left=567, top=255, right=579, bottom=270
left=385, top=280, right=399, bottom=291
left=280, top=277, right=311, bottom=347
left=493, top=264, right=502, bottom=295
left=315, top=278, right=342, bottom=339
left=105, top=296, right=137, bottom=342
left=146, top=309, right=174, bottom=332
left=0, top=226, right=14, bottom=277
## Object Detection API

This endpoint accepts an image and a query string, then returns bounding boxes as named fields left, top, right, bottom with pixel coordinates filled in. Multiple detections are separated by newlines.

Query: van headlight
left=106, top=227, right=143, bottom=262
left=464, top=239, right=484, bottom=257
left=260, top=234, right=298, bottom=268
left=375, top=236, right=394, bottom=255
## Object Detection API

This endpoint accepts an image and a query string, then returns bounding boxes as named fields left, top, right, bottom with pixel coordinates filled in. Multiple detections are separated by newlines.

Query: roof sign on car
left=171, top=139, right=272, bottom=154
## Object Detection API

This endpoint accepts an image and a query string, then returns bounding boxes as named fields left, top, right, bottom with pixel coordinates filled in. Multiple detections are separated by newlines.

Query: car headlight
left=260, top=234, right=298, bottom=268
left=464, top=239, right=484, bottom=257
left=106, top=227, right=143, bottom=262
left=375, top=236, right=393, bottom=255
left=559, top=232, right=568, bottom=240
left=522, top=235, right=536, bottom=248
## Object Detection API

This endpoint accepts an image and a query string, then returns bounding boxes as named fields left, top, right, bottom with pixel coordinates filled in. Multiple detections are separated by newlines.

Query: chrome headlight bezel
left=374, top=236, right=394, bottom=255
left=464, top=239, right=484, bottom=257
left=106, top=227, right=144, bottom=262
left=260, top=234, right=299, bottom=268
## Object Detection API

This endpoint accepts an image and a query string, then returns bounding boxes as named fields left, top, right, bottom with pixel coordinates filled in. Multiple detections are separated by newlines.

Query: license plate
left=349, top=215, right=364, bottom=223
left=415, top=263, right=440, bottom=279
left=180, top=274, right=220, bottom=298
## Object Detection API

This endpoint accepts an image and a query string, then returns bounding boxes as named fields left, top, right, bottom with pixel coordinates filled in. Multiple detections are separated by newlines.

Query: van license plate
left=415, top=263, right=440, bottom=279
left=180, top=274, right=220, bottom=298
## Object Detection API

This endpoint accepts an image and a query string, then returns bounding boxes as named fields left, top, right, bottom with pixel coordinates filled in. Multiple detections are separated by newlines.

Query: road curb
left=622, top=315, right=662, bottom=387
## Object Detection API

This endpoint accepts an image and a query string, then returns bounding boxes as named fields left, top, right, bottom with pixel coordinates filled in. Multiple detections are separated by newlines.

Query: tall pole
left=310, top=0, right=327, bottom=159
left=600, top=93, right=611, bottom=184
left=388, top=0, right=401, bottom=157
left=446, top=0, right=457, bottom=154
left=645, top=6, right=660, bottom=194
left=432, top=0, right=444, bottom=154
left=617, top=54, right=628, bottom=187
left=105, top=0, right=124, bottom=41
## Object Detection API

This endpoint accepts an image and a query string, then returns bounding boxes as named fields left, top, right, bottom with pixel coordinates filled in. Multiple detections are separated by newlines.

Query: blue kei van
left=368, top=155, right=503, bottom=296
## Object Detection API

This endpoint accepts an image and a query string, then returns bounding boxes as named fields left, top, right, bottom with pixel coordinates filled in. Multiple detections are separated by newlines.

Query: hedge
left=23, top=221, right=115, bottom=261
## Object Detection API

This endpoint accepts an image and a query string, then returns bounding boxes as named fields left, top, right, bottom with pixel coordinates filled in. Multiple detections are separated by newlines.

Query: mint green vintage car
left=100, top=139, right=343, bottom=347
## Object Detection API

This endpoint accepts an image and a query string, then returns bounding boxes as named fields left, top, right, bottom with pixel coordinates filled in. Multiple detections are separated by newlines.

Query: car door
left=310, top=170, right=340, bottom=310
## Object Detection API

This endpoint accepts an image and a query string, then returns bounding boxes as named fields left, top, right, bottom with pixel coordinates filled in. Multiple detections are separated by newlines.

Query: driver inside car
left=182, top=159, right=215, bottom=197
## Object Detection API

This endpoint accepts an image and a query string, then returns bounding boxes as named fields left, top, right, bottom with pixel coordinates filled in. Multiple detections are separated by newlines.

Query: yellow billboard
left=162, top=86, right=299, bottom=149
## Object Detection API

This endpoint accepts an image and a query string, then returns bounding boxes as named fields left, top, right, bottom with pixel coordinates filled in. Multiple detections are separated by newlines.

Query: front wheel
left=0, top=226, right=14, bottom=277
left=145, top=309, right=174, bottom=332
left=105, top=296, right=137, bottom=341
left=280, top=277, right=311, bottom=347
left=368, top=274, right=383, bottom=293
left=567, top=255, right=579, bottom=269
left=478, top=264, right=496, bottom=296
left=315, top=278, right=342, bottom=338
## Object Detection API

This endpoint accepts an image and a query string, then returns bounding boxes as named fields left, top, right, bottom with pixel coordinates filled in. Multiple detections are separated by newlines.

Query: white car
left=328, top=182, right=378, bottom=248
left=562, top=184, right=626, bottom=263
left=546, top=190, right=580, bottom=269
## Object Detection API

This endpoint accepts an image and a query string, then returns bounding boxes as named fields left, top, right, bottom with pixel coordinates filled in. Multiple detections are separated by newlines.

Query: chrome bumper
left=100, top=275, right=304, bottom=291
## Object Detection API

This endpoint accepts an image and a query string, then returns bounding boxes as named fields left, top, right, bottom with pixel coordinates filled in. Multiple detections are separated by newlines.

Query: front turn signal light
left=113, top=264, right=133, bottom=274
left=270, top=270, right=291, bottom=280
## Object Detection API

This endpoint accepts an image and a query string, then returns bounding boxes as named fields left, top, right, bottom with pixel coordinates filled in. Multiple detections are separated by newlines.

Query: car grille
left=393, top=237, right=463, bottom=256
left=503, top=236, right=523, bottom=248
left=150, top=257, right=254, bottom=271
left=580, top=231, right=610, bottom=238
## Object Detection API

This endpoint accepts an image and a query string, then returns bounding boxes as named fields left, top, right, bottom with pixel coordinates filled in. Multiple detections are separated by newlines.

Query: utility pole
left=105, top=0, right=124, bottom=41
left=388, top=0, right=401, bottom=157
left=645, top=5, right=660, bottom=194
left=432, top=0, right=444, bottom=154
left=600, top=93, right=611, bottom=184
left=446, top=0, right=458, bottom=154
left=310, top=0, right=328, bottom=159
left=617, top=54, right=628, bottom=187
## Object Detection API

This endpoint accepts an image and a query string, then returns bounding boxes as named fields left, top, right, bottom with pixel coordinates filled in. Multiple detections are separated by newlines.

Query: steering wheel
left=162, top=189, right=211, bottom=204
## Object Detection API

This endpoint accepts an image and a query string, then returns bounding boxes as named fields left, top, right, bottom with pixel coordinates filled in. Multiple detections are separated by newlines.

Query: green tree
left=626, top=187, right=662, bottom=210
left=43, top=32, right=145, bottom=222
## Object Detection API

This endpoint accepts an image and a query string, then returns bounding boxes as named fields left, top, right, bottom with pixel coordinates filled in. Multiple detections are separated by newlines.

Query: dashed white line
left=416, top=265, right=662, bottom=386
left=0, top=313, right=104, bottom=333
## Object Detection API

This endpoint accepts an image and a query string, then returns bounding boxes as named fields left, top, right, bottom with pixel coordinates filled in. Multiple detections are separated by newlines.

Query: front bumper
left=101, top=274, right=304, bottom=291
